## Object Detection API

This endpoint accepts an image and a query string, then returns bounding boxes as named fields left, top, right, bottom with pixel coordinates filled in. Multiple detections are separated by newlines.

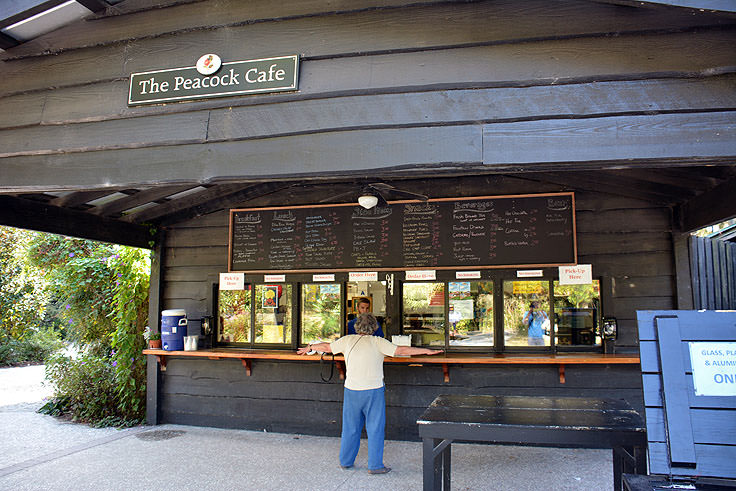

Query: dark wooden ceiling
left=1, top=164, right=734, bottom=248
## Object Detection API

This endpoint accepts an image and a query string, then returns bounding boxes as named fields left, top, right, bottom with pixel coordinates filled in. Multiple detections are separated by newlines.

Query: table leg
left=442, top=441, right=451, bottom=490
left=423, top=438, right=443, bottom=491
left=613, top=448, right=622, bottom=491
left=634, top=445, right=647, bottom=475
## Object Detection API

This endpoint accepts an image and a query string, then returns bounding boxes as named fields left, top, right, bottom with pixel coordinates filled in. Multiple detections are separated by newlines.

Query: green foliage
left=403, top=282, right=445, bottom=313
left=1, top=228, right=152, bottom=426
left=109, top=247, right=150, bottom=422
left=301, top=284, right=341, bottom=343
left=0, top=227, right=51, bottom=343
left=554, top=282, right=599, bottom=309
left=0, top=326, right=64, bottom=366
left=39, top=349, right=139, bottom=427
left=27, top=234, right=117, bottom=345
left=219, top=289, right=251, bottom=342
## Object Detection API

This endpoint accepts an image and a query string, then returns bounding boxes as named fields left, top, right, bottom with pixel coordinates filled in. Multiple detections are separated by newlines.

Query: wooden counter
left=143, top=348, right=639, bottom=383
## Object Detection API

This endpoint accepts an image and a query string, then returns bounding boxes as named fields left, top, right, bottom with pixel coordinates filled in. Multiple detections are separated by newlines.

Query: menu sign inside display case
left=229, top=193, right=576, bottom=272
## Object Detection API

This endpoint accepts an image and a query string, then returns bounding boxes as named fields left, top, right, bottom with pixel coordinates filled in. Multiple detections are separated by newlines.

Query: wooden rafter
left=91, top=184, right=199, bottom=217
left=0, top=195, right=153, bottom=248
left=606, top=169, right=717, bottom=192
left=523, top=172, right=672, bottom=204
left=576, top=171, right=698, bottom=201
left=153, top=182, right=295, bottom=226
left=49, top=189, right=122, bottom=208
left=678, top=176, right=736, bottom=232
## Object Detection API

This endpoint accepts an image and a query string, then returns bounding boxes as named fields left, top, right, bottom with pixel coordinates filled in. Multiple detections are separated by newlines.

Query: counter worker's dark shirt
left=347, top=318, right=384, bottom=337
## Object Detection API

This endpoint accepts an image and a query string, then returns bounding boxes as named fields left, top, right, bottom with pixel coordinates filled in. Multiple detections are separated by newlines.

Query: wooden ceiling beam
left=605, top=168, right=717, bottom=191
left=49, top=189, right=119, bottom=208
left=526, top=172, right=673, bottom=204
left=0, top=195, right=153, bottom=249
left=0, top=31, right=19, bottom=50
left=74, top=0, right=111, bottom=13
left=677, top=176, right=736, bottom=232
left=122, top=183, right=256, bottom=223
left=661, top=165, right=736, bottom=180
left=91, top=184, right=199, bottom=217
left=576, top=171, right=698, bottom=200
left=153, top=182, right=294, bottom=227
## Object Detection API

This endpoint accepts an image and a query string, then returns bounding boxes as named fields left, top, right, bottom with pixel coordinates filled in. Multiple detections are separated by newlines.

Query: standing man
left=298, top=313, right=442, bottom=474
left=347, top=297, right=384, bottom=337
left=523, top=301, right=548, bottom=346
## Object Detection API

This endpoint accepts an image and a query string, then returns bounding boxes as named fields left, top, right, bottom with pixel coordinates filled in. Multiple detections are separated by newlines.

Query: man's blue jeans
left=339, top=386, right=386, bottom=470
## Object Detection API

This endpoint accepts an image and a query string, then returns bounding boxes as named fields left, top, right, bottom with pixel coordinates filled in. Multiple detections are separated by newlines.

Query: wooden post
left=672, top=232, right=694, bottom=309
left=146, top=230, right=165, bottom=425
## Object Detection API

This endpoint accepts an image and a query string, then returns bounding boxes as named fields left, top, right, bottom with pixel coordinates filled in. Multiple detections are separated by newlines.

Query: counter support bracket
left=155, top=355, right=167, bottom=371
left=241, top=358, right=252, bottom=376
left=559, top=364, right=566, bottom=384
left=442, top=363, right=450, bottom=383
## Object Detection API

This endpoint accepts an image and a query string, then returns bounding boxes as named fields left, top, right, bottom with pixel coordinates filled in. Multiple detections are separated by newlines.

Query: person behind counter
left=523, top=301, right=548, bottom=346
left=297, top=313, right=442, bottom=474
left=347, top=297, right=384, bottom=337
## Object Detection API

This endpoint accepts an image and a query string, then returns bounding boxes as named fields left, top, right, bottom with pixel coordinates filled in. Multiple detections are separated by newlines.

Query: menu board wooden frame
left=228, top=192, right=577, bottom=273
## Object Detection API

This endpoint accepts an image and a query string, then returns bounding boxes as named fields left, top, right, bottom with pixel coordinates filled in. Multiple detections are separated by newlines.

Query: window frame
left=300, top=282, right=343, bottom=345
left=212, top=271, right=604, bottom=354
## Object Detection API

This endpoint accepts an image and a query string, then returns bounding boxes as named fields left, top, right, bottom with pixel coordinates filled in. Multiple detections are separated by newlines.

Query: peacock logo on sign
left=128, top=54, right=299, bottom=106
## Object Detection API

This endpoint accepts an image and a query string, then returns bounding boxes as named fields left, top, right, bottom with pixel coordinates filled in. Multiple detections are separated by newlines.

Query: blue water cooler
left=161, top=309, right=187, bottom=351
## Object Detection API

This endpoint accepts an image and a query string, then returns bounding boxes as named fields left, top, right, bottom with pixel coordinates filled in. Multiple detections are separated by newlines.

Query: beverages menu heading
left=229, top=193, right=575, bottom=272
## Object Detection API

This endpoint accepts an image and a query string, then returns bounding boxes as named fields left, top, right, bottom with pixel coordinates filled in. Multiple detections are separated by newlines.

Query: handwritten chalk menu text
left=229, top=193, right=576, bottom=272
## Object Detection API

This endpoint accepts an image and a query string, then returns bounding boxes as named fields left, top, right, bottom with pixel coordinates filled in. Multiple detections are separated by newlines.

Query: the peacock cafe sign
left=128, top=54, right=299, bottom=106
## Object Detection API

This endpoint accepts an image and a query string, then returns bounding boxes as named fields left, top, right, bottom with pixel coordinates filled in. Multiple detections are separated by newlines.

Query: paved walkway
left=0, top=365, right=614, bottom=490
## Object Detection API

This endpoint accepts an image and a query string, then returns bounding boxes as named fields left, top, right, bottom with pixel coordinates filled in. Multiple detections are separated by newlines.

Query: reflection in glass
left=449, top=281, right=494, bottom=347
left=218, top=287, right=251, bottom=343
left=346, top=280, right=386, bottom=329
left=301, top=283, right=342, bottom=344
left=553, top=281, right=601, bottom=346
left=255, top=284, right=292, bottom=344
left=402, top=282, right=445, bottom=347
left=503, top=281, right=550, bottom=347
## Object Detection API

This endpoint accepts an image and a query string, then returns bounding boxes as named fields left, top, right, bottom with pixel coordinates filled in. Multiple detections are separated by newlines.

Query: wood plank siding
left=1, top=0, right=734, bottom=436
left=152, top=183, right=668, bottom=436
left=1, top=0, right=735, bottom=190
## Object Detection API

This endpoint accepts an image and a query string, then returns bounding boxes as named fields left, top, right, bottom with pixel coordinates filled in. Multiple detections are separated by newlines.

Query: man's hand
left=297, top=342, right=332, bottom=355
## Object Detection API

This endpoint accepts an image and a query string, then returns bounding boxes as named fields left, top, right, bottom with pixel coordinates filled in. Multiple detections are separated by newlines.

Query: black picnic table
left=417, top=394, right=647, bottom=491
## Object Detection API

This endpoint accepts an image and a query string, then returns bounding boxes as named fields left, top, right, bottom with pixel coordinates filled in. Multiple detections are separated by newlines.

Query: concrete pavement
left=0, top=365, right=614, bottom=490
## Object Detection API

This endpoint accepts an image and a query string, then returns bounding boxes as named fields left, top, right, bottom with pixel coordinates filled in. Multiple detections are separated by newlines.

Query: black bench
left=417, top=394, right=647, bottom=491
left=625, top=310, right=736, bottom=491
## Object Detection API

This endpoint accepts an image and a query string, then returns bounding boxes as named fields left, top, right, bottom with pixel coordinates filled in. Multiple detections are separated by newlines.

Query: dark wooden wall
left=1, top=0, right=735, bottom=190
left=162, top=178, right=674, bottom=350
left=154, top=178, right=668, bottom=436
left=160, top=358, right=644, bottom=440
left=690, top=235, right=736, bottom=310
left=2, top=0, right=732, bottom=435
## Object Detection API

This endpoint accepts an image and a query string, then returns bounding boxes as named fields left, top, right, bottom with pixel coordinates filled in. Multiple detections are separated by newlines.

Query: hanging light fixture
left=358, top=193, right=379, bottom=209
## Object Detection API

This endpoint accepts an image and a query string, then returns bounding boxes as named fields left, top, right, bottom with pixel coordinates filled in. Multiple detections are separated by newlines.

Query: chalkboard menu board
left=229, top=193, right=576, bottom=272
